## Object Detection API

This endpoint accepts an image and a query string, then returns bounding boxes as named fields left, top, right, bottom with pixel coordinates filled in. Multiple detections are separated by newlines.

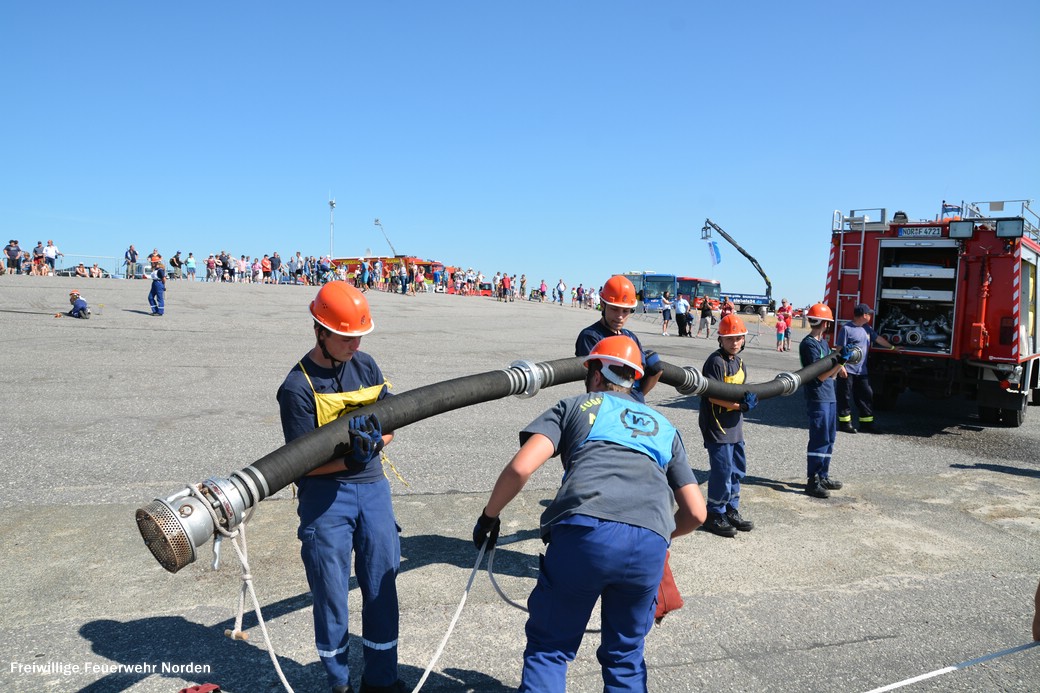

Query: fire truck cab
left=827, top=200, right=1040, bottom=427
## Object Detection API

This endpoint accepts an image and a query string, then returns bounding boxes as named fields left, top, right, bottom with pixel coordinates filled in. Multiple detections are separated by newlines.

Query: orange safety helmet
left=600, top=275, right=639, bottom=309
left=806, top=303, right=834, bottom=322
left=717, top=314, right=748, bottom=337
left=309, top=281, right=375, bottom=336
left=69, top=289, right=81, bottom=298
left=583, top=335, right=645, bottom=382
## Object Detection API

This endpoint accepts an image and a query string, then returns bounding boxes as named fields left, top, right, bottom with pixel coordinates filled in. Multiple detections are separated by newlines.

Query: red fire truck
left=825, top=199, right=1040, bottom=426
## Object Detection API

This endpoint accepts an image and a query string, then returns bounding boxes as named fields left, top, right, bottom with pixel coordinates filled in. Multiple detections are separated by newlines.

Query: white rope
left=184, top=485, right=295, bottom=693
left=409, top=540, right=488, bottom=692
left=861, top=640, right=1040, bottom=693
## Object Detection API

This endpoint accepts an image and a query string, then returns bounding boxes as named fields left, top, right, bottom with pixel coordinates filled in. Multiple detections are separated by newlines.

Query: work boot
left=859, top=422, right=883, bottom=434
left=725, top=508, right=755, bottom=532
left=702, top=511, right=737, bottom=538
left=805, top=476, right=831, bottom=499
left=820, top=477, right=843, bottom=490
left=838, top=421, right=858, bottom=434
left=359, top=680, right=407, bottom=693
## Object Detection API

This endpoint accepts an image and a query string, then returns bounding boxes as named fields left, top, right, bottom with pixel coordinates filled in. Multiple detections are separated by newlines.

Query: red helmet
left=717, top=314, right=747, bottom=337
left=310, top=281, right=374, bottom=336
left=583, top=335, right=645, bottom=383
left=600, top=275, right=638, bottom=309
left=806, top=303, right=834, bottom=322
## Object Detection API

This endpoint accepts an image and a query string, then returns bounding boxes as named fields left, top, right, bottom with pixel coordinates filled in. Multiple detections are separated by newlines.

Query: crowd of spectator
left=4, top=238, right=612, bottom=310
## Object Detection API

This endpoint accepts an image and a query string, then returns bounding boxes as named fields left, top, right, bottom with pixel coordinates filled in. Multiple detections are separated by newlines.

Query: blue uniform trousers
left=148, top=282, right=165, bottom=314
left=806, top=400, right=837, bottom=479
left=520, top=515, right=667, bottom=693
left=837, top=373, right=874, bottom=423
left=705, top=441, right=746, bottom=514
left=297, top=476, right=401, bottom=690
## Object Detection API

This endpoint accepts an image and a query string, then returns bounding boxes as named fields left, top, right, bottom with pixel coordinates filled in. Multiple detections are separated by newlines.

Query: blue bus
left=621, top=272, right=677, bottom=312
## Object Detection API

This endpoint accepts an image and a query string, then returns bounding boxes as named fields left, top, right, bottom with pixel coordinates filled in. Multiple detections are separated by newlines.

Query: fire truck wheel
left=1001, top=405, right=1026, bottom=428
left=978, top=406, right=1001, bottom=425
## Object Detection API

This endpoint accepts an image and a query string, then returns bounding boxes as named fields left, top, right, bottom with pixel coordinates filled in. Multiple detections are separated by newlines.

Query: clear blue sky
left=4, top=1, right=1038, bottom=306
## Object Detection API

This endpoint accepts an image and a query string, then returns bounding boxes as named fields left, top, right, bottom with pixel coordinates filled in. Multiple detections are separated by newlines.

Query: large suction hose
left=137, top=348, right=859, bottom=573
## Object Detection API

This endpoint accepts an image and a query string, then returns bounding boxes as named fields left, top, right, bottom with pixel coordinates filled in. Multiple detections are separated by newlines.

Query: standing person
left=836, top=303, right=896, bottom=434
left=775, top=314, right=787, bottom=352
left=4, top=240, right=22, bottom=275
left=473, top=335, right=706, bottom=693
left=556, top=279, right=566, bottom=306
left=660, top=291, right=673, bottom=336
left=698, top=314, right=758, bottom=538
left=55, top=289, right=91, bottom=319
left=261, top=254, right=272, bottom=284
left=776, top=299, right=793, bottom=351
left=277, top=281, right=405, bottom=693
left=148, top=259, right=167, bottom=316
left=719, top=296, right=735, bottom=319
left=270, top=252, right=282, bottom=283
left=799, top=303, right=854, bottom=498
left=125, top=244, right=139, bottom=279
left=43, top=240, right=63, bottom=275
left=539, top=279, right=547, bottom=303
left=185, top=252, right=196, bottom=281
left=698, top=299, right=715, bottom=337
left=32, top=241, right=46, bottom=275
left=169, top=251, right=184, bottom=280
left=673, top=293, right=690, bottom=337
left=575, top=275, right=663, bottom=403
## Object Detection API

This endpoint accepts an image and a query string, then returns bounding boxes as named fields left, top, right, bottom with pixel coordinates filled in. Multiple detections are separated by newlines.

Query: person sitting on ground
left=90, top=263, right=103, bottom=278
left=56, top=290, right=91, bottom=319
left=75, top=263, right=89, bottom=278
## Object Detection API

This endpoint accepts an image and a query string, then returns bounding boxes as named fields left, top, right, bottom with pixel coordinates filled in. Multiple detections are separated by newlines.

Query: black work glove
left=472, top=510, right=501, bottom=550
left=642, top=349, right=663, bottom=376
left=347, top=414, right=384, bottom=464
left=739, top=391, right=758, bottom=413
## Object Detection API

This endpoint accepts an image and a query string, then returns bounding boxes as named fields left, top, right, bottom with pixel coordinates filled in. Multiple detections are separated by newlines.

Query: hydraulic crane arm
left=701, top=218, right=772, bottom=301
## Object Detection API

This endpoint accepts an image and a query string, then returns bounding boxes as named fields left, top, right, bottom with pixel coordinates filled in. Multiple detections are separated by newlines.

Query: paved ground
left=1, top=275, right=1038, bottom=693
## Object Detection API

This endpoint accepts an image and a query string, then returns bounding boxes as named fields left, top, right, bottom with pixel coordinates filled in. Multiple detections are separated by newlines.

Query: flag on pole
left=941, top=201, right=962, bottom=217
left=707, top=240, right=722, bottom=266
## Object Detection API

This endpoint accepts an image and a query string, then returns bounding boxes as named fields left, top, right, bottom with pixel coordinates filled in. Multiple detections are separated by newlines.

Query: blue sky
left=4, top=1, right=1038, bottom=306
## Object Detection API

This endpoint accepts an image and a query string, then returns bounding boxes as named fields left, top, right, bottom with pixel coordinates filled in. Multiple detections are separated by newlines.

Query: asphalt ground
left=1, top=275, right=1038, bottom=693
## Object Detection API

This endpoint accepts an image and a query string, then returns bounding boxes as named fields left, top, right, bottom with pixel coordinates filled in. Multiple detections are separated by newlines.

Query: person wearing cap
left=3, top=240, right=21, bottom=275
left=277, top=281, right=404, bottom=693
left=31, top=241, right=46, bottom=275
left=698, top=313, right=759, bottom=538
left=474, top=335, right=706, bottom=692
left=56, top=290, right=91, bottom=319
left=575, top=275, right=663, bottom=403
left=169, top=251, right=183, bottom=280
left=836, top=303, right=896, bottom=434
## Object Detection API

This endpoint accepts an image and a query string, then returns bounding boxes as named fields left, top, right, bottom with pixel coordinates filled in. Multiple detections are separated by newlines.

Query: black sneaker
left=838, top=421, right=858, bottom=434
left=805, top=476, right=831, bottom=498
left=820, top=477, right=843, bottom=490
left=702, top=511, right=737, bottom=537
left=725, top=508, right=754, bottom=532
